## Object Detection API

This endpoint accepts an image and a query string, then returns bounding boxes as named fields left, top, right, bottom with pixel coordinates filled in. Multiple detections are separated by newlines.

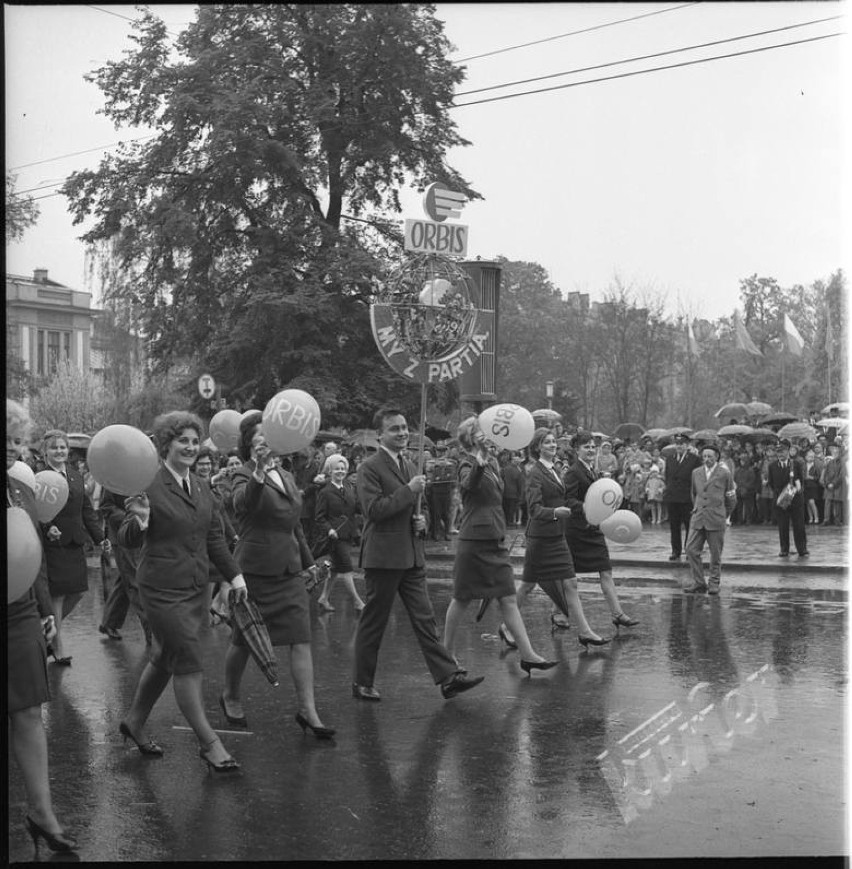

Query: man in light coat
left=683, top=444, right=737, bottom=595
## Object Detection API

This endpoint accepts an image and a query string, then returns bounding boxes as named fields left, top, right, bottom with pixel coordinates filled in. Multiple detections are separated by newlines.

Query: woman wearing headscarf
left=40, top=428, right=110, bottom=665
left=220, top=412, right=334, bottom=739
left=7, top=400, right=76, bottom=855
left=314, top=453, right=365, bottom=613
left=120, top=411, right=248, bottom=772
left=563, top=431, right=639, bottom=632
left=499, top=428, right=609, bottom=649
left=442, top=418, right=556, bottom=675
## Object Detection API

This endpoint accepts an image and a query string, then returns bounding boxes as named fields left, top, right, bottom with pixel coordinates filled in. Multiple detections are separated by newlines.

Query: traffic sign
left=198, top=373, right=216, bottom=399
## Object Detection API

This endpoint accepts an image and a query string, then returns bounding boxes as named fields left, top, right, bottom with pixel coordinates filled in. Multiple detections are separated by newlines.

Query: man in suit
left=352, top=407, right=484, bottom=701
left=664, top=434, right=702, bottom=561
left=684, top=444, right=737, bottom=594
left=768, top=438, right=808, bottom=557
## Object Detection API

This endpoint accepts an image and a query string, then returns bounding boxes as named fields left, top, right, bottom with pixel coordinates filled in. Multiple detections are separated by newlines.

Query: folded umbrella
left=229, top=592, right=279, bottom=686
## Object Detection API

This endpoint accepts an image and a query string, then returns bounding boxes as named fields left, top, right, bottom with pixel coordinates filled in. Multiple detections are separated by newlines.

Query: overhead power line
left=9, top=136, right=156, bottom=171
left=452, top=31, right=845, bottom=108
left=456, top=15, right=843, bottom=97
left=454, top=2, right=700, bottom=63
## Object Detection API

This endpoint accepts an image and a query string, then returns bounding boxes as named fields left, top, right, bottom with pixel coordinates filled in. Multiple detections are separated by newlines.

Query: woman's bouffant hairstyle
left=322, top=453, right=349, bottom=476
left=571, top=431, right=594, bottom=450
left=456, top=416, right=480, bottom=452
left=238, top=411, right=264, bottom=462
left=152, top=411, right=204, bottom=459
left=528, top=427, right=553, bottom=460
left=196, top=445, right=216, bottom=463
left=6, top=399, right=32, bottom=438
left=41, top=428, right=69, bottom=450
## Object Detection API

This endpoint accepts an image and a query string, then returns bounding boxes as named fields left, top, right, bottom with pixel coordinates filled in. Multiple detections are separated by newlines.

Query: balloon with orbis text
left=209, top=409, right=242, bottom=452
left=262, top=389, right=321, bottom=455
left=477, top=403, right=535, bottom=451
left=583, top=478, right=624, bottom=525
left=87, top=424, right=160, bottom=496
left=33, top=470, right=69, bottom=523
left=600, top=509, right=642, bottom=544
left=7, top=506, right=43, bottom=603
left=8, top=460, right=36, bottom=491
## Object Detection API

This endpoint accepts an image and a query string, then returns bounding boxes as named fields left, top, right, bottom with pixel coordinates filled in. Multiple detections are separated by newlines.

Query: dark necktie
left=398, top=455, right=408, bottom=481
left=182, top=478, right=190, bottom=496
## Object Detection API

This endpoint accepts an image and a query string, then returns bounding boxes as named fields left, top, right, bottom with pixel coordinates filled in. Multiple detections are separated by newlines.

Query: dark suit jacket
left=119, top=465, right=239, bottom=589
left=500, top=462, right=525, bottom=500
left=563, top=459, right=598, bottom=531
left=231, top=462, right=314, bottom=576
left=43, top=463, right=104, bottom=547
left=457, top=454, right=506, bottom=541
left=525, top=461, right=568, bottom=538
left=357, top=448, right=424, bottom=570
left=690, top=463, right=736, bottom=530
left=767, top=458, right=805, bottom=506
left=315, top=480, right=361, bottom=544
left=664, top=450, right=702, bottom=503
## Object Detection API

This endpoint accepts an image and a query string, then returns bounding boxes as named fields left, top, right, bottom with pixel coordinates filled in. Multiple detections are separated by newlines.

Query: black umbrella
left=612, top=423, right=646, bottom=440
left=760, top=412, right=798, bottom=428
left=229, top=592, right=279, bottom=686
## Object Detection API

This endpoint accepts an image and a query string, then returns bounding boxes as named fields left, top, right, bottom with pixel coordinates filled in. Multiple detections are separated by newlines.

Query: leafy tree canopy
left=5, top=172, right=40, bottom=242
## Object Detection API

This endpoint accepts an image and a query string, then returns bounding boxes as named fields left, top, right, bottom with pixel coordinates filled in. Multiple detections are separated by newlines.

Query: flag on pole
left=783, top=313, right=804, bottom=357
left=687, top=320, right=701, bottom=357
left=733, top=311, right=763, bottom=357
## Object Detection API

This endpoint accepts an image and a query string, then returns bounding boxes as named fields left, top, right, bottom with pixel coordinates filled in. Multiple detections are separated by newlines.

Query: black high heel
left=25, top=815, right=77, bottom=854
left=520, top=659, right=558, bottom=676
left=498, top=624, right=518, bottom=650
left=578, top=634, right=610, bottom=648
left=550, top=613, right=571, bottom=632
left=119, top=721, right=164, bottom=756
left=295, top=712, right=336, bottom=740
left=612, top=612, right=640, bottom=628
left=219, top=694, right=248, bottom=728
left=198, top=738, right=240, bottom=773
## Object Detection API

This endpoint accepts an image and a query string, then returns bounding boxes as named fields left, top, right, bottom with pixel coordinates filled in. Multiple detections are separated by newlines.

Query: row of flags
left=688, top=311, right=807, bottom=359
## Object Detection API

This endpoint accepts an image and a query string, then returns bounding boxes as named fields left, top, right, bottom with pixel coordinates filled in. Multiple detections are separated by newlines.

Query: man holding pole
left=352, top=407, right=484, bottom=702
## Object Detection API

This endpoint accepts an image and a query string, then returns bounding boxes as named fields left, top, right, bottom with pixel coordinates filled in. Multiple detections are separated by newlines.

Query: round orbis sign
left=370, top=303, right=488, bottom=384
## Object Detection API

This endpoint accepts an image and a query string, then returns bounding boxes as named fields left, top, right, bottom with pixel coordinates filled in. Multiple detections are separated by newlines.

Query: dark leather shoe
left=352, top=683, right=381, bottom=702
left=708, top=586, right=720, bottom=596
left=668, top=554, right=681, bottom=562
left=798, top=551, right=810, bottom=558
left=778, top=552, right=789, bottom=557
left=683, top=584, right=708, bottom=593
left=441, top=672, right=484, bottom=700
left=99, top=625, right=122, bottom=640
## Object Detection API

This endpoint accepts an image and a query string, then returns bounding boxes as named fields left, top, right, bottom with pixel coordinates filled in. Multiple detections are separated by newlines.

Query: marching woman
left=40, top=429, right=110, bottom=665
left=220, top=412, right=334, bottom=739
left=563, top=432, right=639, bottom=631
left=7, top=400, right=76, bottom=855
left=120, top=411, right=248, bottom=772
left=499, top=428, right=609, bottom=649
left=314, top=453, right=366, bottom=613
left=442, top=418, right=556, bottom=675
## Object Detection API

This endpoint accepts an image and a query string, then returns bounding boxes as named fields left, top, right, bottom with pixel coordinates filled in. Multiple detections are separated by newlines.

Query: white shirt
left=163, top=461, right=191, bottom=494
left=704, top=463, right=717, bottom=480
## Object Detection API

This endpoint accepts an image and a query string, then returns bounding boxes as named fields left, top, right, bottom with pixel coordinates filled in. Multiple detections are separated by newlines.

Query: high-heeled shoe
left=520, top=659, right=559, bottom=676
left=219, top=694, right=248, bottom=728
left=612, top=612, right=640, bottom=628
left=295, top=711, right=336, bottom=740
left=317, top=599, right=335, bottom=613
left=25, top=815, right=77, bottom=855
left=46, top=645, right=73, bottom=666
left=498, top=624, right=518, bottom=650
left=578, top=634, right=610, bottom=648
left=198, top=739, right=240, bottom=773
left=550, top=613, right=571, bottom=632
left=119, top=721, right=164, bottom=756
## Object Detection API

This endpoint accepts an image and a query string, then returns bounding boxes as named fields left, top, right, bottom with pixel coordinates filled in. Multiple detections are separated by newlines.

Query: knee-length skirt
left=452, top=538, right=516, bottom=601
left=139, top=581, right=209, bottom=675
left=7, top=599, right=50, bottom=713
left=564, top=527, right=612, bottom=573
left=45, top=543, right=89, bottom=596
left=521, top=535, right=575, bottom=583
left=233, top=571, right=311, bottom=647
left=326, top=538, right=354, bottom=575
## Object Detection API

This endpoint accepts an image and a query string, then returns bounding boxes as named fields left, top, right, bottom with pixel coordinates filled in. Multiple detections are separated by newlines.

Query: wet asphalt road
left=7, top=564, right=847, bottom=862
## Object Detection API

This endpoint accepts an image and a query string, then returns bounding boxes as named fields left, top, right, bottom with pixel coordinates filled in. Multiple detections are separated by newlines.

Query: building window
left=36, top=329, right=72, bottom=375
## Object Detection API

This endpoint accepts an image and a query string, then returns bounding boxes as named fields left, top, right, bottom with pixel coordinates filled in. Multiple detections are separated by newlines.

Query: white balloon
left=8, top=460, right=36, bottom=491
left=600, top=509, right=642, bottom=544
left=584, top=478, right=624, bottom=525
left=477, top=404, right=536, bottom=451
left=418, top=278, right=452, bottom=306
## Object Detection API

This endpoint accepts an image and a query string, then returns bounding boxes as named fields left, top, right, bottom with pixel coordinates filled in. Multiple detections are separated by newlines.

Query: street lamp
left=546, top=380, right=554, bottom=410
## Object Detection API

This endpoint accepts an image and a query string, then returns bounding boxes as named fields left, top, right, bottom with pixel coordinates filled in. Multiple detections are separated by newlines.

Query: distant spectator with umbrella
left=733, top=454, right=759, bottom=525
left=221, top=412, right=333, bottom=739
left=594, top=440, right=619, bottom=478
left=664, top=435, right=702, bottom=561
left=767, top=438, right=808, bottom=557
left=757, top=444, right=778, bottom=525
left=821, top=442, right=846, bottom=525
left=803, top=448, right=823, bottom=525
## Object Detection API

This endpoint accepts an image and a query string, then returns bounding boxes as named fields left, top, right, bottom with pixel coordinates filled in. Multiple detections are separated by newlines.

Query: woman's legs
left=320, top=572, right=364, bottom=611
left=807, top=498, right=819, bottom=524
left=598, top=569, right=631, bottom=619
left=562, top=577, right=602, bottom=640
left=498, top=596, right=548, bottom=662
left=122, top=661, right=170, bottom=740
left=442, top=598, right=470, bottom=660
left=49, top=595, right=65, bottom=658
left=173, top=671, right=233, bottom=763
left=9, top=706, right=64, bottom=833
left=317, top=574, right=337, bottom=611
left=222, top=644, right=251, bottom=718
left=500, top=581, right=547, bottom=643
left=290, top=643, right=327, bottom=728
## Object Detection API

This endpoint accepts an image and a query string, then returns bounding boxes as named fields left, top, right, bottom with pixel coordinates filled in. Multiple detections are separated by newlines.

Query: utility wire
left=85, top=5, right=183, bottom=39
left=456, top=15, right=842, bottom=97
left=454, top=2, right=700, bottom=63
left=452, top=31, right=844, bottom=108
left=9, top=136, right=156, bottom=171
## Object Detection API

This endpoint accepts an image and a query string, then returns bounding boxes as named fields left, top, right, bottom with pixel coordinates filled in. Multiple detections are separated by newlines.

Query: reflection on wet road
left=7, top=577, right=846, bottom=860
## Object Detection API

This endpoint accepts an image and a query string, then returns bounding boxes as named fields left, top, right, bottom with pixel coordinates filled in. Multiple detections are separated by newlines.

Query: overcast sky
left=5, top=3, right=849, bottom=322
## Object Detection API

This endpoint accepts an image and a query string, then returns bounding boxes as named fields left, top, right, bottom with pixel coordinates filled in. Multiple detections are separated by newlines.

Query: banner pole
left=415, top=381, right=428, bottom=515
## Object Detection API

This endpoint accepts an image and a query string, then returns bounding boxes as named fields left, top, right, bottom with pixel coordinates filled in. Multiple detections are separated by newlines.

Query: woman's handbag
left=775, top=484, right=796, bottom=510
